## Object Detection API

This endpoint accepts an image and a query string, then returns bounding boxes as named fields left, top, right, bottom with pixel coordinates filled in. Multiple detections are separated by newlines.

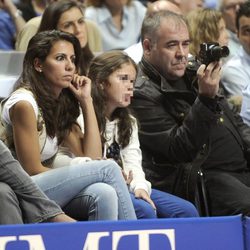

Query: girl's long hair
left=89, top=51, right=137, bottom=148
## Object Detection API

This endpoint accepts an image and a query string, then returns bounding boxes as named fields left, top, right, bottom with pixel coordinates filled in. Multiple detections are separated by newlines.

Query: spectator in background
left=204, top=0, right=216, bottom=8
left=16, top=0, right=46, bottom=21
left=217, top=0, right=246, bottom=57
left=187, top=7, right=245, bottom=112
left=222, top=1, right=250, bottom=100
left=187, top=8, right=229, bottom=58
left=15, top=1, right=102, bottom=54
left=238, top=3, right=250, bottom=122
left=0, top=0, right=25, bottom=50
left=131, top=10, right=250, bottom=216
left=124, top=0, right=182, bottom=63
left=89, top=50, right=199, bottom=218
left=85, top=0, right=146, bottom=51
left=169, top=0, right=204, bottom=15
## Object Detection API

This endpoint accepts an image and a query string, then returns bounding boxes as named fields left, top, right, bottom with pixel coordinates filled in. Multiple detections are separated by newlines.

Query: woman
left=0, top=30, right=136, bottom=221
left=89, top=51, right=199, bottom=218
left=37, top=0, right=100, bottom=75
left=85, top=0, right=146, bottom=51
left=187, top=8, right=229, bottom=59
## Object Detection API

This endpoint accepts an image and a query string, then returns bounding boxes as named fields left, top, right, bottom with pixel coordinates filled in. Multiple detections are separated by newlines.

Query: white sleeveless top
left=2, top=90, right=58, bottom=162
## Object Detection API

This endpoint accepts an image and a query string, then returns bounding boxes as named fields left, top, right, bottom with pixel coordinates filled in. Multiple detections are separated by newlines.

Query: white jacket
left=104, top=116, right=151, bottom=195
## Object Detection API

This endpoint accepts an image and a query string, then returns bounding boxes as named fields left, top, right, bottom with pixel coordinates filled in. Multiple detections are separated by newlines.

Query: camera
left=199, top=42, right=230, bottom=65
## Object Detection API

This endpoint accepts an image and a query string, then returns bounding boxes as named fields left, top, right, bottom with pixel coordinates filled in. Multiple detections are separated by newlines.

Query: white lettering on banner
left=83, top=232, right=109, bottom=250
left=0, top=235, right=45, bottom=250
left=19, top=235, right=46, bottom=250
left=0, top=236, right=16, bottom=249
left=0, top=229, right=176, bottom=250
left=112, top=229, right=175, bottom=250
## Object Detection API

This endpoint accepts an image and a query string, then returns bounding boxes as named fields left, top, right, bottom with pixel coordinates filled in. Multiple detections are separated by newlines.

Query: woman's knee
left=99, top=160, right=124, bottom=179
left=88, top=182, right=118, bottom=202
left=84, top=183, right=119, bottom=220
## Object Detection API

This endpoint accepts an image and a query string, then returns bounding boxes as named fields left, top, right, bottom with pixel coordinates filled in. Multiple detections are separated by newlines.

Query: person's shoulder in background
left=15, top=15, right=41, bottom=51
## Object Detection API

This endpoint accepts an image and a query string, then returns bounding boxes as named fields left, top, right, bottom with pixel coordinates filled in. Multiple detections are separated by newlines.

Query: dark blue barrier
left=0, top=215, right=244, bottom=250
left=244, top=216, right=250, bottom=250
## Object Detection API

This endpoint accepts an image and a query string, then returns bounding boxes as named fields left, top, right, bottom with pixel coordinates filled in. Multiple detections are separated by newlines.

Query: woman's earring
left=100, top=84, right=104, bottom=90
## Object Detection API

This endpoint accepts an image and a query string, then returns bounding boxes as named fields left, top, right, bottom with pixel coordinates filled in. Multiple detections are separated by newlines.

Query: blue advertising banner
left=0, top=215, right=244, bottom=250
left=244, top=216, right=250, bottom=250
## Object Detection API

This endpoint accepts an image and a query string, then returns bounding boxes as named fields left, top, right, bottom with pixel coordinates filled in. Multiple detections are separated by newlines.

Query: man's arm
left=0, top=0, right=26, bottom=35
left=132, top=91, right=219, bottom=163
left=131, top=61, right=222, bottom=164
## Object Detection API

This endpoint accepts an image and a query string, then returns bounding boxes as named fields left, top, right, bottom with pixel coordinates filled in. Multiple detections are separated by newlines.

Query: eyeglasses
left=106, top=141, right=123, bottom=169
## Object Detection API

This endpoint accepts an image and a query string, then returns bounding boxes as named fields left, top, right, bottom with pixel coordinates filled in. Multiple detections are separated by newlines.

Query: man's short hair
left=236, top=1, right=250, bottom=31
left=141, top=10, right=187, bottom=43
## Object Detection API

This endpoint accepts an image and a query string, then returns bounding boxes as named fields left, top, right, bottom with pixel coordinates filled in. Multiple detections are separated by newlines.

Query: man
left=131, top=10, right=250, bottom=216
left=221, top=1, right=250, bottom=97
left=124, top=0, right=182, bottom=63
left=217, top=0, right=246, bottom=57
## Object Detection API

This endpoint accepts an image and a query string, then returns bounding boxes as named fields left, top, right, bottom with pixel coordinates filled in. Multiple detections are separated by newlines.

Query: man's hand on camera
left=197, top=61, right=222, bottom=99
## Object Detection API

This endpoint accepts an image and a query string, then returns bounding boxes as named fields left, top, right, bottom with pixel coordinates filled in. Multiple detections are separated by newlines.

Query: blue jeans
left=130, top=188, right=199, bottom=219
left=32, top=160, right=136, bottom=221
left=0, top=141, right=63, bottom=224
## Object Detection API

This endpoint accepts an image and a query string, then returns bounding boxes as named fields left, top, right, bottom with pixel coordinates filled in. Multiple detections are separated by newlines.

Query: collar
left=97, top=5, right=128, bottom=23
left=140, top=57, right=194, bottom=94
left=227, top=29, right=239, bottom=43
left=239, top=46, right=250, bottom=64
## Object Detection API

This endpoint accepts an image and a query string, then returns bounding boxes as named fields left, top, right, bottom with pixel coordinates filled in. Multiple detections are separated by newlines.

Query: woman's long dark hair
left=14, top=30, right=82, bottom=145
left=89, top=51, right=137, bottom=148
left=37, top=0, right=93, bottom=75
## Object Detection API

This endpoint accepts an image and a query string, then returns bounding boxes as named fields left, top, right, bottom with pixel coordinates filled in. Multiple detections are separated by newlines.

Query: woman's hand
left=68, top=74, right=92, bottom=101
left=134, top=189, right=156, bottom=210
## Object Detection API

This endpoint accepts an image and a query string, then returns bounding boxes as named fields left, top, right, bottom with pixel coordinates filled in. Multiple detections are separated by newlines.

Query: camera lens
left=199, top=42, right=230, bottom=65
left=210, top=45, right=230, bottom=61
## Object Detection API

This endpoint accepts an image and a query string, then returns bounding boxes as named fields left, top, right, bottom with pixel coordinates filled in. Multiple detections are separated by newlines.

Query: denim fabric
left=63, top=183, right=118, bottom=220
left=0, top=141, right=63, bottom=224
left=0, top=182, right=23, bottom=224
left=130, top=188, right=199, bottom=219
left=32, top=159, right=137, bottom=220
